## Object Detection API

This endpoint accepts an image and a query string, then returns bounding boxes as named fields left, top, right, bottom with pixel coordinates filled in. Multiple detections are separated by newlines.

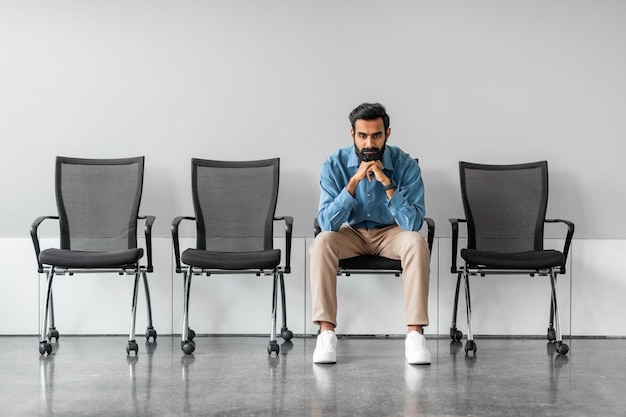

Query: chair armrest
left=274, top=216, right=293, bottom=273
left=171, top=216, right=196, bottom=273
left=545, top=219, right=575, bottom=273
left=139, top=215, right=156, bottom=272
left=313, top=217, right=321, bottom=237
left=30, top=216, right=59, bottom=273
left=449, top=218, right=467, bottom=273
left=423, top=217, right=435, bottom=253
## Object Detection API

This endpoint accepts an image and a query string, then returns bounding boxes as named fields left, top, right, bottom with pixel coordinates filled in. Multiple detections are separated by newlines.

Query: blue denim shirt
left=317, top=145, right=426, bottom=232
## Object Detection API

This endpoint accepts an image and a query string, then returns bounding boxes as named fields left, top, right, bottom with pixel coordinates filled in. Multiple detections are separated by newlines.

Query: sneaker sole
left=407, top=359, right=431, bottom=365
left=406, top=351, right=431, bottom=365
left=313, top=353, right=337, bottom=364
left=407, top=355, right=431, bottom=365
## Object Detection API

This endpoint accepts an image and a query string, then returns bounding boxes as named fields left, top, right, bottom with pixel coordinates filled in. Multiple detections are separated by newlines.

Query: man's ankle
left=408, top=325, right=423, bottom=334
left=320, top=322, right=335, bottom=333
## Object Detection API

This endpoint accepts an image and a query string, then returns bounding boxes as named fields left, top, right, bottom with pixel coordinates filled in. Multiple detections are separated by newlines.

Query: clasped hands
left=347, top=160, right=393, bottom=197
left=356, top=160, right=390, bottom=185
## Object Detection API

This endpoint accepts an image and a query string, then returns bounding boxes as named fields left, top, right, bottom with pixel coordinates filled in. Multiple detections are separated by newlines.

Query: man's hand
left=346, top=160, right=392, bottom=196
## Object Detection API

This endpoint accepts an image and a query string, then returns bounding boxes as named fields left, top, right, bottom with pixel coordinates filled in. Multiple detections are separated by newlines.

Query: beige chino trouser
left=310, top=224, right=430, bottom=328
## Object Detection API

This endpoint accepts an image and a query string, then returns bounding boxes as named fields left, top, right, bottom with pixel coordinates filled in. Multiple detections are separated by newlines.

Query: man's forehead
left=354, top=118, right=385, bottom=132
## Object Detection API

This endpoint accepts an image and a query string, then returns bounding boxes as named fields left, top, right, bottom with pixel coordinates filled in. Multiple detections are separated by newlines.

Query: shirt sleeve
left=317, top=160, right=356, bottom=232
left=386, top=159, right=425, bottom=232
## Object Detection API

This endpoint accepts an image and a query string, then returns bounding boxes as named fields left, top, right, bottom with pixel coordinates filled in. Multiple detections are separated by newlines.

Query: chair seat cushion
left=461, top=249, right=564, bottom=269
left=339, top=255, right=402, bottom=271
left=39, top=248, right=144, bottom=269
left=181, top=249, right=281, bottom=270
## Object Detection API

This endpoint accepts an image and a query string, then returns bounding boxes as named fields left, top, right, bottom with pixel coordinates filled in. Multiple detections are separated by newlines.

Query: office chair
left=31, top=156, right=157, bottom=356
left=171, top=158, right=293, bottom=355
left=313, top=217, right=435, bottom=275
left=313, top=158, right=434, bottom=276
left=449, top=161, right=574, bottom=355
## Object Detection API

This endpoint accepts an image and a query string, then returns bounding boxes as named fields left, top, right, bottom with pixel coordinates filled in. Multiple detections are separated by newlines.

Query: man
left=310, top=102, right=431, bottom=365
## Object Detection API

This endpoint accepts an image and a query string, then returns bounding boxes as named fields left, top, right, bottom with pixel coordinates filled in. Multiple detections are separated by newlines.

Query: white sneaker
left=405, top=331, right=431, bottom=365
left=313, top=330, right=337, bottom=364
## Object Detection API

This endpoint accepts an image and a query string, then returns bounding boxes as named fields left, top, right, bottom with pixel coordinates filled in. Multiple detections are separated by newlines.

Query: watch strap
left=383, top=179, right=397, bottom=190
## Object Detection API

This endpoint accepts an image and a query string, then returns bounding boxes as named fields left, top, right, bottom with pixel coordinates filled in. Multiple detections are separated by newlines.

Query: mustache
left=361, top=147, right=381, bottom=154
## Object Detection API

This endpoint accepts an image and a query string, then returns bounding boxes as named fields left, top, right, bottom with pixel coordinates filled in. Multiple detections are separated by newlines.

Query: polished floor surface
left=1, top=335, right=624, bottom=416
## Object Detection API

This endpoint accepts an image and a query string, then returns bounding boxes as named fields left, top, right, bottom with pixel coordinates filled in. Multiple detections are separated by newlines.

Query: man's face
left=351, top=118, right=390, bottom=162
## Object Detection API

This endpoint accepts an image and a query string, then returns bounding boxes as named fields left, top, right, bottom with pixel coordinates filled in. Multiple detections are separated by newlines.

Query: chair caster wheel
left=48, top=328, right=60, bottom=342
left=188, top=328, right=196, bottom=341
left=39, top=342, right=52, bottom=356
left=182, top=340, right=196, bottom=354
left=555, top=341, right=569, bottom=356
left=450, top=328, right=463, bottom=341
left=465, top=340, right=477, bottom=355
left=267, top=341, right=280, bottom=355
left=145, top=327, right=157, bottom=342
left=547, top=328, right=556, bottom=342
left=281, top=328, right=293, bottom=341
left=126, top=340, right=139, bottom=355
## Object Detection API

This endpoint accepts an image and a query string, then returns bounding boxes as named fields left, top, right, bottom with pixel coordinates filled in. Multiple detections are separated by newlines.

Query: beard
left=355, top=144, right=386, bottom=162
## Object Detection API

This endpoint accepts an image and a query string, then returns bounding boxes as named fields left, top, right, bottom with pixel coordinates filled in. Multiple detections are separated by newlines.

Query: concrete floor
left=1, top=335, right=624, bottom=416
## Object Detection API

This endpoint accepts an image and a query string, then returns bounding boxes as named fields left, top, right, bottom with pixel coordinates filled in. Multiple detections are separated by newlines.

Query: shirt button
left=367, top=213, right=371, bottom=217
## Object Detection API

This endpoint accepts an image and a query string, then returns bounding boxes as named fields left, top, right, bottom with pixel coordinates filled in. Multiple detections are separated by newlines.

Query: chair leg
left=47, top=287, right=59, bottom=342
left=126, top=272, right=140, bottom=355
left=181, top=267, right=195, bottom=354
left=142, top=271, right=157, bottom=342
left=463, top=271, right=477, bottom=355
left=450, top=272, right=463, bottom=341
left=547, top=289, right=556, bottom=342
left=267, top=273, right=280, bottom=356
left=39, top=268, right=55, bottom=355
left=278, top=271, right=293, bottom=341
left=549, top=271, right=569, bottom=355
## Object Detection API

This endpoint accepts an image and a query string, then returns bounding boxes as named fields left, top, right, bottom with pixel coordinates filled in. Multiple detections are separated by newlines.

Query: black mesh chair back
left=31, top=156, right=157, bottom=356
left=172, top=158, right=293, bottom=355
left=461, top=161, right=547, bottom=253
left=192, top=159, right=278, bottom=252
left=57, top=157, right=143, bottom=252
left=449, top=161, right=574, bottom=356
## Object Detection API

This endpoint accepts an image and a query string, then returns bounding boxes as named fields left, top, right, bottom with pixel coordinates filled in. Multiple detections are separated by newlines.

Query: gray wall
left=1, top=1, right=625, bottom=337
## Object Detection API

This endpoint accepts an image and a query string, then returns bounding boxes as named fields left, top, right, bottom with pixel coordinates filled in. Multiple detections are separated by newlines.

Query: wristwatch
left=383, top=179, right=397, bottom=190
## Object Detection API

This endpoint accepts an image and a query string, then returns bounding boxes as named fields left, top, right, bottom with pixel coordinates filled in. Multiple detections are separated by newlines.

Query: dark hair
left=348, top=103, right=390, bottom=131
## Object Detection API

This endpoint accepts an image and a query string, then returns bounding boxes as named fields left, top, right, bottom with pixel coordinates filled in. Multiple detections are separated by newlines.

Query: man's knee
left=310, top=231, right=337, bottom=256
left=399, top=231, right=429, bottom=256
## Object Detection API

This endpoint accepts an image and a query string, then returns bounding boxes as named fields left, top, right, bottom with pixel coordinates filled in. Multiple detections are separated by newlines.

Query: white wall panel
left=437, top=238, right=572, bottom=337
left=33, top=238, right=172, bottom=336
left=1, top=236, right=623, bottom=337
left=171, top=238, right=307, bottom=336
left=0, top=239, right=39, bottom=334
left=570, top=240, right=626, bottom=336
